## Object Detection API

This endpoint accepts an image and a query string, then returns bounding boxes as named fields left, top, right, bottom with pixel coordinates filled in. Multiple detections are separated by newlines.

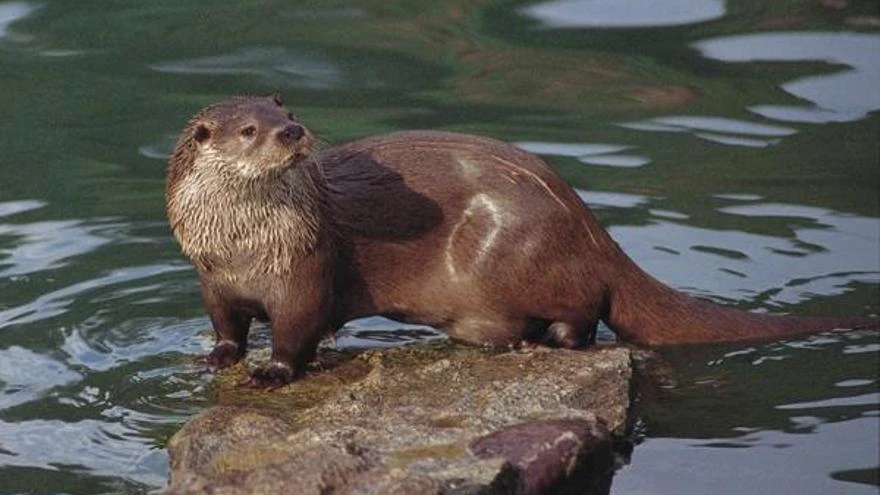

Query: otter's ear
left=192, top=124, right=211, bottom=144
left=270, top=92, right=284, bottom=107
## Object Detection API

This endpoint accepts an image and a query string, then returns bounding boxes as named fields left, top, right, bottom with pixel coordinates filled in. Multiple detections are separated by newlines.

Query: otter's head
left=168, top=94, right=313, bottom=187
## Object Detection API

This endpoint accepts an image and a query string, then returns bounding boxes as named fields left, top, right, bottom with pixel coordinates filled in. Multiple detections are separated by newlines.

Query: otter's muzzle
left=277, top=124, right=306, bottom=147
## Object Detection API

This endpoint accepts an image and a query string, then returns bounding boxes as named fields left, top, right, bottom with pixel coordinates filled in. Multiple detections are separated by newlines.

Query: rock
left=470, top=419, right=614, bottom=494
left=165, top=344, right=633, bottom=494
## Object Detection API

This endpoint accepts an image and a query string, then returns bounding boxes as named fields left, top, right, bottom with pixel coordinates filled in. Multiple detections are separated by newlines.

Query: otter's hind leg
left=543, top=320, right=597, bottom=348
left=443, top=316, right=527, bottom=348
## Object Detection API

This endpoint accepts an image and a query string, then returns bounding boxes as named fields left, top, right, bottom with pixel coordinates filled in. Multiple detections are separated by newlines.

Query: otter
left=166, top=95, right=877, bottom=388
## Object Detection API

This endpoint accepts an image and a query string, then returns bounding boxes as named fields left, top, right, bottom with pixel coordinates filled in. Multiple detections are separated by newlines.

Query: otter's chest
left=191, top=233, right=298, bottom=284
left=176, top=202, right=313, bottom=272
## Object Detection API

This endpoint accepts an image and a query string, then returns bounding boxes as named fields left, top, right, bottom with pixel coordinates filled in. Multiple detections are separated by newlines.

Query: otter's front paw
left=205, top=340, right=244, bottom=371
left=241, top=362, right=296, bottom=390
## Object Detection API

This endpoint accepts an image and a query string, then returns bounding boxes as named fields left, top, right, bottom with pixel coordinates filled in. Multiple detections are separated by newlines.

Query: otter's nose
left=277, top=124, right=305, bottom=146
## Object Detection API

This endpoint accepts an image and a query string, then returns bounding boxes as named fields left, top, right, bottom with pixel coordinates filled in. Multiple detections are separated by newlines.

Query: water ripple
left=695, top=32, right=880, bottom=124
left=0, top=346, right=81, bottom=410
left=0, top=2, right=36, bottom=40
left=61, top=316, right=209, bottom=372
left=0, top=415, right=168, bottom=487
left=609, top=203, right=880, bottom=304
left=0, top=200, right=46, bottom=218
left=0, top=263, right=188, bottom=330
left=0, top=219, right=123, bottom=278
left=614, top=416, right=879, bottom=495
left=522, top=0, right=725, bottom=28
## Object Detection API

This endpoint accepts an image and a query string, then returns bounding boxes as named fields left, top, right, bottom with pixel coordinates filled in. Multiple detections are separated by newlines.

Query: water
left=1, top=1, right=878, bottom=493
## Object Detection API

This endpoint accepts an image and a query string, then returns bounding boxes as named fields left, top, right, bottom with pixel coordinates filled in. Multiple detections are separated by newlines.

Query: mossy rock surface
left=166, top=344, right=633, bottom=494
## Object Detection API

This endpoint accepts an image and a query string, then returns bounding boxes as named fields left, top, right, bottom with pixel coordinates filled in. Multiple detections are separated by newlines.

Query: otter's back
left=316, top=131, right=597, bottom=241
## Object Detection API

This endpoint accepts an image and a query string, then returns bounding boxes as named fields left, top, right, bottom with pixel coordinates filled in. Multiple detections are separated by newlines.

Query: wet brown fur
left=166, top=96, right=878, bottom=387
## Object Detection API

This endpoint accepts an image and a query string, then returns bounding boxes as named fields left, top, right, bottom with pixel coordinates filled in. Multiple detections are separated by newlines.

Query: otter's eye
left=240, top=125, right=257, bottom=138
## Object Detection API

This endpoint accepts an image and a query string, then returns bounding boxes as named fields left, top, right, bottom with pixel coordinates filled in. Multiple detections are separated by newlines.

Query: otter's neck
left=167, top=163, right=324, bottom=275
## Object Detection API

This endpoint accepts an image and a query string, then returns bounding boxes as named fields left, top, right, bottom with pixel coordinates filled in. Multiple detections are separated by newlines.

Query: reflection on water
left=0, top=345, right=81, bottom=409
left=0, top=219, right=120, bottom=278
left=714, top=193, right=762, bottom=201
left=614, top=415, right=879, bottom=495
left=778, top=393, right=879, bottom=410
left=0, top=2, right=34, bottom=39
left=0, top=414, right=170, bottom=488
left=60, top=316, right=207, bottom=371
left=0, top=211, right=202, bottom=488
left=844, top=343, right=880, bottom=354
left=616, top=331, right=879, bottom=494
left=336, top=320, right=443, bottom=349
left=153, top=47, right=349, bottom=90
left=579, top=154, right=650, bottom=167
left=836, top=379, right=875, bottom=387
left=619, top=115, right=797, bottom=148
left=611, top=199, right=879, bottom=305
left=516, top=142, right=630, bottom=156
left=576, top=189, right=650, bottom=209
left=0, top=199, right=45, bottom=217
left=522, top=0, right=725, bottom=28
left=0, top=262, right=186, bottom=329
left=695, top=33, right=880, bottom=124
left=151, top=45, right=426, bottom=91
left=516, top=141, right=651, bottom=168
left=574, top=189, right=880, bottom=306
left=624, top=32, right=880, bottom=155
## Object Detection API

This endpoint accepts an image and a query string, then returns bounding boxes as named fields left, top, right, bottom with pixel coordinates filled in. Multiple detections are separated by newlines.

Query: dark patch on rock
left=470, top=419, right=613, bottom=495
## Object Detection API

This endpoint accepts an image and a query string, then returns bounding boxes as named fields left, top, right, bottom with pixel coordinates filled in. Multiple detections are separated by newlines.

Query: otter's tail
left=603, top=254, right=878, bottom=345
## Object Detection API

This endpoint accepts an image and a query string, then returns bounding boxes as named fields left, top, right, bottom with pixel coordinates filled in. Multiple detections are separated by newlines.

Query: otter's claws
left=240, top=362, right=295, bottom=390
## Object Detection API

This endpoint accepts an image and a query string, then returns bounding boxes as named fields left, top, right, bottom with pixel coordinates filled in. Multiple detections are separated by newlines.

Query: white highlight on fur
left=473, top=193, right=503, bottom=260
left=491, top=154, right=570, bottom=214
left=445, top=190, right=504, bottom=279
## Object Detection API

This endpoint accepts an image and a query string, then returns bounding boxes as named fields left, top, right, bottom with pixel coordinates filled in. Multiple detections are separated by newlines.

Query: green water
left=0, top=1, right=877, bottom=493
